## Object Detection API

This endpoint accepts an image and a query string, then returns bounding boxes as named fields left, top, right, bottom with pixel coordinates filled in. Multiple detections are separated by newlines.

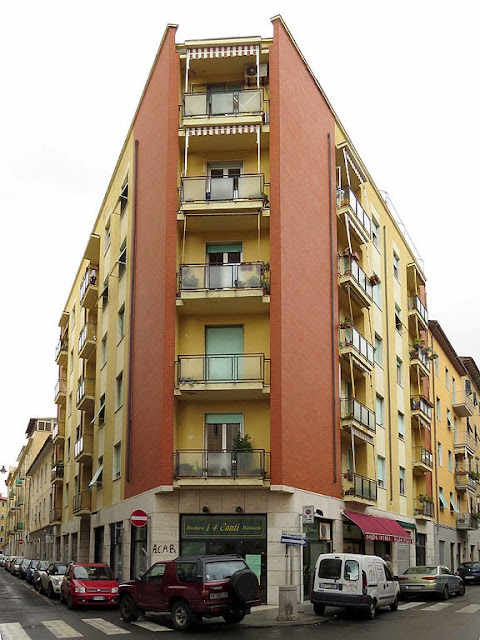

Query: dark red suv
left=119, top=554, right=260, bottom=631
left=60, top=562, right=119, bottom=609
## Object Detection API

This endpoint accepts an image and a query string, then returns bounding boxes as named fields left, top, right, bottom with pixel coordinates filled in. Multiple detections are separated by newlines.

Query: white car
left=39, top=562, right=68, bottom=598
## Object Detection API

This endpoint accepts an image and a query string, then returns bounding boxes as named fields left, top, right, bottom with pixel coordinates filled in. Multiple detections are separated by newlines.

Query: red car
left=60, top=562, right=119, bottom=609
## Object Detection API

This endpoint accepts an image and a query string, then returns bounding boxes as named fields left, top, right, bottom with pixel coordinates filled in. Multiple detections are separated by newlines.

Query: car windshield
left=74, top=566, right=114, bottom=580
left=404, top=566, right=437, bottom=575
left=39, top=561, right=50, bottom=570
left=205, top=560, right=246, bottom=581
left=51, top=565, right=67, bottom=575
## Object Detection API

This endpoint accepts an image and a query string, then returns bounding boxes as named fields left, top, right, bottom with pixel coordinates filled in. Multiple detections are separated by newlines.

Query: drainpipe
left=383, top=225, right=393, bottom=502
left=329, top=133, right=338, bottom=483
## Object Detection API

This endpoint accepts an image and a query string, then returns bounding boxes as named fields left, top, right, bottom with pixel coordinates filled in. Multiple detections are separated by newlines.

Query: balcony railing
left=15, top=522, right=24, bottom=531
left=183, top=89, right=264, bottom=118
left=408, top=295, right=428, bottom=324
left=74, top=434, right=93, bottom=460
left=50, top=507, right=62, bottom=524
left=457, top=513, right=478, bottom=530
left=54, top=378, right=67, bottom=403
left=78, top=322, right=97, bottom=356
left=414, top=497, right=434, bottom=518
left=173, top=449, right=269, bottom=480
left=343, top=472, right=377, bottom=501
left=176, top=353, right=269, bottom=385
left=455, top=429, right=476, bottom=452
left=51, top=464, right=64, bottom=482
left=338, top=255, right=373, bottom=300
left=80, top=266, right=97, bottom=304
left=455, top=470, right=477, bottom=490
left=413, top=446, right=433, bottom=469
left=340, top=397, right=376, bottom=432
left=55, top=338, right=68, bottom=362
left=410, top=395, right=433, bottom=421
left=180, top=174, right=265, bottom=204
left=76, top=377, right=95, bottom=406
left=337, top=186, right=371, bottom=237
left=15, top=496, right=24, bottom=507
left=452, top=391, right=475, bottom=417
left=339, top=325, right=374, bottom=366
left=73, top=491, right=91, bottom=514
left=409, top=345, right=431, bottom=373
left=178, top=262, right=268, bottom=292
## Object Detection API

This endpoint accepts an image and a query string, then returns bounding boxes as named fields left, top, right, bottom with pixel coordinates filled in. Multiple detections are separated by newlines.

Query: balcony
left=54, top=378, right=67, bottom=405
left=410, top=395, right=433, bottom=427
left=55, top=338, right=68, bottom=366
left=455, top=429, right=476, bottom=456
left=342, top=472, right=377, bottom=505
left=52, top=419, right=65, bottom=443
left=409, top=345, right=431, bottom=378
left=51, top=464, right=64, bottom=484
left=78, top=322, right=97, bottom=361
left=79, top=266, right=98, bottom=308
left=179, top=174, right=267, bottom=215
left=408, top=295, right=428, bottom=330
left=15, top=496, right=24, bottom=508
left=182, top=88, right=266, bottom=127
left=76, top=377, right=95, bottom=412
left=14, top=522, right=24, bottom=531
left=412, top=447, right=433, bottom=473
left=73, top=490, right=91, bottom=516
left=339, top=324, right=374, bottom=374
left=340, top=397, right=376, bottom=445
left=452, top=391, right=474, bottom=417
left=177, top=262, right=270, bottom=314
left=176, top=353, right=270, bottom=400
left=455, top=470, right=477, bottom=492
left=457, top=513, right=478, bottom=530
left=338, top=255, right=373, bottom=310
left=173, top=449, right=270, bottom=486
left=336, top=186, right=371, bottom=244
left=74, top=434, right=93, bottom=463
left=414, top=497, right=434, bottom=519
left=49, top=507, right=62, bottom=525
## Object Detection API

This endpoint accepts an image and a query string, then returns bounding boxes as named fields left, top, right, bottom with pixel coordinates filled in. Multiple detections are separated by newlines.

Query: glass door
left=206, top=242, right=242, bottom=289
left=208, top=162, right=242, bottom=200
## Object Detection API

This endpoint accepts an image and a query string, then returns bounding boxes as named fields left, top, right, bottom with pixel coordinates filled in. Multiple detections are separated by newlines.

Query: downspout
left=329, top=133, right=338, bottom=483
left=126, top=139, right=139, bottom=483
left=430, top=325, right=439, bottom=548
left=383, top=225, right=393, bottom=502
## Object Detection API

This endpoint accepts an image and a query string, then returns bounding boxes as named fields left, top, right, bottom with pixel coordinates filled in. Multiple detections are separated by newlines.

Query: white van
left=310, top=553, right=400, bottom=619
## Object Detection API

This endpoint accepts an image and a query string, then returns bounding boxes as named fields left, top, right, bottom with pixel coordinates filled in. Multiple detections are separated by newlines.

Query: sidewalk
left=241, top=602, right=322, bottom=627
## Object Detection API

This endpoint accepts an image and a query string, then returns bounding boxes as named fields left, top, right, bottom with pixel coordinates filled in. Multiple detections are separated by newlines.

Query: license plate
left=407, top=585, right=422, bottom=589
left=319, top=583, right=338, bottom=590
left=210, top=592, right=228, bottom=600
left=93, top=596, right=106, bottom=601
left=465, top=576, right=474, bottom=580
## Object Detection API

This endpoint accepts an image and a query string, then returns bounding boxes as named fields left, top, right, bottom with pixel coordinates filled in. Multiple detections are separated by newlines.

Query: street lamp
left=0, top=466, right=6, bottom=474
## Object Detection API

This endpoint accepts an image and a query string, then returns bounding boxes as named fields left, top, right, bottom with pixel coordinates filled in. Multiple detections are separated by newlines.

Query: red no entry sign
left=130, top=509, right=148, bottom=528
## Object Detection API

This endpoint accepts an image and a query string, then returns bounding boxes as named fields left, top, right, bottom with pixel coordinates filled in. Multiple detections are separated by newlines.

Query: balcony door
left=207, top=82, right=242, bottom=116
left=208, top=162, right=242, bottom=200
left=205, top=413, right=242, bottom=476
left=206, top=326, right=243, bottom=381
left=206, top=242, right=242, bottom=289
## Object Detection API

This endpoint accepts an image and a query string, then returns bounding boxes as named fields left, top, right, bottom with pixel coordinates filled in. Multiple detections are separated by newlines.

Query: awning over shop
left=344, top=510, right=412, bottom=544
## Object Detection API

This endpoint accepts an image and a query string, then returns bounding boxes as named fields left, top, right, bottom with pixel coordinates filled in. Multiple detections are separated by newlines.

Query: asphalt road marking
left=43, top=619, right=83, bottom=637
left=132, top=620, right=173, bottom=631
left=421, top=602, right=453, bottom=611
left=82, top=618, right=131, bottom=635
left=398, top=601, right=426, bottom=610
left=0, top=622, right=31, bottom=640
left=456, top=604, right=480, bottom=613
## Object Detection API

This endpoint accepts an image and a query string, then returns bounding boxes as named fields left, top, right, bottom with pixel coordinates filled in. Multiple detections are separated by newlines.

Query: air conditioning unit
left=318, top=522, right=331, bottom=541
left=244, top=63, right=268, bottom=81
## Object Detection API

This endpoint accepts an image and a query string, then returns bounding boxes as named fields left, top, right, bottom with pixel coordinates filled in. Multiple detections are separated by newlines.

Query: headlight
left=53, top=579, right=60, bottom=585
left=75, top=586, right=86, bottom=593
left=111, top=587, right=118, bottom=594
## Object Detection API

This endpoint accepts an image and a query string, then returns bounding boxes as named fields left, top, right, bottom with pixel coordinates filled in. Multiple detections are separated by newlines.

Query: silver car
left=399, top=565, right=465, bottom=599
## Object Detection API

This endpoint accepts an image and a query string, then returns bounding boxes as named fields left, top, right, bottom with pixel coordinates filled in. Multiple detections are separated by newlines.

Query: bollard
left=277, top=585, right=299, bottom=621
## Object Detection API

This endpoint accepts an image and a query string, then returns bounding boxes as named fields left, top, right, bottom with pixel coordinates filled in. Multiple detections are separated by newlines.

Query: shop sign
left=182, top=515, right=266, bottom=538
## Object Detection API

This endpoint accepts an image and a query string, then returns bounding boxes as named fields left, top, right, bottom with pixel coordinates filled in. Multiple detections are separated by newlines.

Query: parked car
left=39, top=562, right=68, bottom=598
left=34, top=560, right=52, bottom=592
left=310, top=553, right=399, bottom=619
left=11, top=557, right=24, bottom=577
left=5, top=556, right=15, bottom=572
left=456, top=562, right=480, bottom=585
left=18, top=558, right=32, bottom=580
left=119, top=554, right=260, bottom=631
left=398, top=565, right=465, bottom=599
left=60, top=563, right=119, bottom=609
left=26, top=560, right=40, bottom=585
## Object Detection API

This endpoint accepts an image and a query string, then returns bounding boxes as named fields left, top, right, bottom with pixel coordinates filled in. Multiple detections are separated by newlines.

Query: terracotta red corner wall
left=126, top=26, right=179, bottom=497
left=269, top=19, right=341, bottom=496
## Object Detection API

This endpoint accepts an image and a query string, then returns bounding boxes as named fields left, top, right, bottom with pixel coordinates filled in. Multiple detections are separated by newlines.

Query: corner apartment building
left=50, top=17, right=477, bottom=601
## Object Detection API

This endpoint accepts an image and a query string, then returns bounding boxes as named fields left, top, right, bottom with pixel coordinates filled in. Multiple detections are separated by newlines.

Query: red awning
left=344, top=510, right=412, bottom=544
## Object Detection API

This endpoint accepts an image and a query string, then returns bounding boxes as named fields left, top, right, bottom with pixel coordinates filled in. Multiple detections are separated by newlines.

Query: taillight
left=362, top=570, right=367, bottom=593
left=422, top=577, right=437, bottom=581
left=398, top=577, right=408, bottom=581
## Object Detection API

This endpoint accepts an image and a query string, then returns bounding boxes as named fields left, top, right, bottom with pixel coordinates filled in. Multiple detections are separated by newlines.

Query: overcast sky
left=1, top=0, right=478, bottom=495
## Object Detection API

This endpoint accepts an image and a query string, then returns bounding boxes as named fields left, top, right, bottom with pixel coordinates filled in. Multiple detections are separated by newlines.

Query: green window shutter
left=206, top=243, right=242, bottom=254
left=205, top=413, right=243, bottom=424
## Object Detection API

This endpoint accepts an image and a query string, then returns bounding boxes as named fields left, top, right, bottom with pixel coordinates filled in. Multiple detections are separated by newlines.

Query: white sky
left=1, top=0, right=479, bottom=495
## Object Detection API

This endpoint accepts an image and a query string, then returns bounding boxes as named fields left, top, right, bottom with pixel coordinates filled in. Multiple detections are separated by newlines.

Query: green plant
left=233, top=433, right=253, bottom=451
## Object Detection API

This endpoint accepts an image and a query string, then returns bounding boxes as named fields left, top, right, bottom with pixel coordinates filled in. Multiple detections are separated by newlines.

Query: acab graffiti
left=152, top=543, right=177, bottom=554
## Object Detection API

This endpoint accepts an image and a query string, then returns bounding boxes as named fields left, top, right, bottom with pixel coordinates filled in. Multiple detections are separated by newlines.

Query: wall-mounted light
left=235, top=506, right=243, bottom=513
left=315, top=509, right=324, bottom=517
left=202, top=506, right=209, bottom=513
left=0, top=466, right=6, bottom=474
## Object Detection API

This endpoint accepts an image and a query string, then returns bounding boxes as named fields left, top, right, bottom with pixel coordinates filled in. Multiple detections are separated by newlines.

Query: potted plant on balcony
left=233, top=433, right=254, bottom=476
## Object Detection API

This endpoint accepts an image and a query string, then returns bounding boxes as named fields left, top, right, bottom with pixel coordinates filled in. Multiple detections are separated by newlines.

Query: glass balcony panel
left=206, top=451, right=232, bottom=476
left=184, top=93, right=208, bottom=116
left=210, top=92, right=235, bottom=115
left=208, top=264, right=236, bottom=289
left=343, top=326, right=374, bottom=364
left=237, top=174, right=263, bottom=199
left=239, top=90, right=261, bottom=112
left=180, top=265, right=206, bottom=290
left=183, top=178, right=208, bottom=202
left=206, top=355, right=235, bottom=381
left=175, top=451, right=204, bottom=477
left=236, top=263, right=262, bottom=288
left=210, top=176, right=235, bottom=200
left=178, top=357, right=204, bottom=382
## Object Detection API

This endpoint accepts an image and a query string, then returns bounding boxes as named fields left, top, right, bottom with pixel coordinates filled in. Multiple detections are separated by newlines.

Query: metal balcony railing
left=452, top=391, right=475, bottom=416
left=343, top=472, right=377, bottom=501
left=180, top=174, right=266, bottom=204
left=51, top=464, right=64, bottom=482
left=454, top=428, right=476, bottom=451
left=183, top=88, right=265, bottom=118
left=173, top=449, right=270, bottom=480
left=80, top=266, right=97, bottom=302
left=414, top=497, right=434, bottom=518
left=55, top=338, right=68, bottom=361
left=74, top=434, right=93, bottom=459
left=337, top=186, right=371, bottom=237
left=176, top=353, right=270, bottom=385
left=78, top=322, right=97, bottom=354
left=408, top=295, right=428, bottom=324
left=409, top=345, right=431, bottom=372
left=76, top=377, right=95, bottom=405
left=454, top=470, right=477, bottom=490
left=413, top=446, right=433, bottom=469
left=340, top=397, right=376, bottom=432
left=73, top=491, right=91, bottom=513
left=50, top=507, right=62, bottom=523
left=337, top=255, right=373, bottom=300
left=410, top=394, right=433, bottom=420
left=457, top=513, right=478, bottom=530
left=339, top=325, right=374, bottom=365
left=54, top=378, right=67, bottom=401
left=178, top=262, right=269, bottom=292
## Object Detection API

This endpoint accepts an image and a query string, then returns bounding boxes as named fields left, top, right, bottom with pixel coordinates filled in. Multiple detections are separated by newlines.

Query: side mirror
left=135, top=575, right=143, bottom=582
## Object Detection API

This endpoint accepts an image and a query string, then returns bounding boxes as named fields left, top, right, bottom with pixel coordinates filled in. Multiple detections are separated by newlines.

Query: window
left=436, top=397, right=442, bottom=421
left=372, top=218, right=380, bottom=249
left=98, top=394, right=106, bottom=426
left=68, top=393, right=72, bottom=417
left=435, top=356, right=440, bottom=377
left=120, top=175, right=128, bottom=216
left=69, top=349, right=74, bottom=373
left=344, top=560, right=359, bottom=581
left=116, top=372, right=124, bottom=410
left=376, top=395, right=384, bottom=427
left=439, top=487, right=449, bottom=510
left=71, top=305, right=76, bottom=329
left=374, top=334, right=383, bottom=366
left=66, top=437, right=71, bottom=461
left=466, top=379, right=472, bottom=396
left=394, top=305, right=402, bottom=332
left=113, top=442, right=121, bottom=479
left=438, top=442, right=443, bottom=466
left=393, top=252, right=400, bottom=280
left=396, top=357, right=403, bottom=385
left=65, top=482, right=69, bottom=507
left=448, top=450, right=453, bottom=472
left=346, top=448, right=353, bottom=473
left=445, top=368, right=450, bottom=390
left=377, top=456, right=386, bottom=488
left=447, top=408, right=452, bottom=429
left=398, top=412, right=405, bottom=439
left=399, top=466, right=406, bottom=494
left=97, top=456, right=104, bottom=488
left=101, top=334, right=107, bottom=366
left=118, top=240, right=127, bottom=278
left=104, top=218, right=111, bottom=250
left=373, top=280, right=382, bottom=308
left=101, top=278, right=109, bottom=308
left=117, top=305, right=125, bottom=342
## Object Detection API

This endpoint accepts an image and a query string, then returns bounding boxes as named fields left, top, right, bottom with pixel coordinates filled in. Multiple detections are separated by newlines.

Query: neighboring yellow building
left=26, top=435, right=54, bottom=560
left=0, top=495, right=6, bottom=552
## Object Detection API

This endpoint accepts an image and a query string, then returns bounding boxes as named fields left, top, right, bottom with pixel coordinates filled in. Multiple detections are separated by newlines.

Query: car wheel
left=120, top=594, right=140, bottom=623
left=314, top=603, right=326, bottom=615
left=229, top=569, right=259, bottom=602
left=47, top=584, right=55, bottom=599
left=457, top=582, right=465, bottom=596
left=223, top=612, right=245, bottom=624
left=66, top=595, right=76, bottom=610
left=171, top=600, right=194, bottom=631
left=390, top=595, right=399, bottom=611
left=442, top=585, right=449, bottom=600
left=366, top=601, right=376, bottom=619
